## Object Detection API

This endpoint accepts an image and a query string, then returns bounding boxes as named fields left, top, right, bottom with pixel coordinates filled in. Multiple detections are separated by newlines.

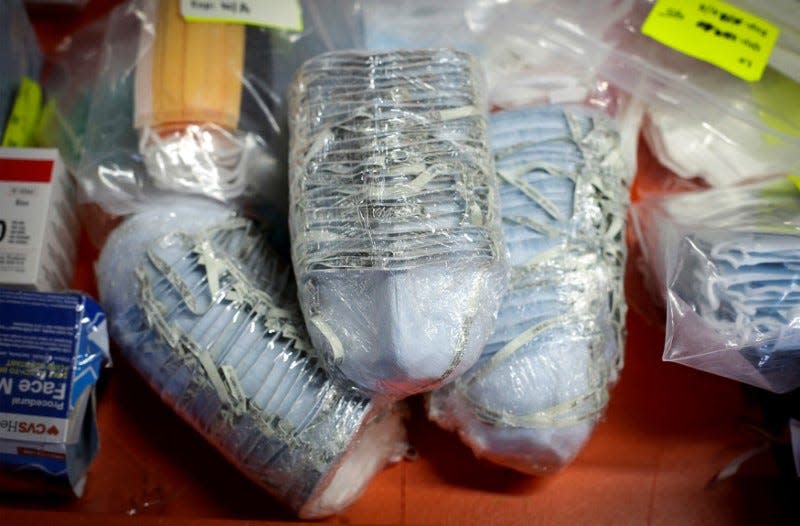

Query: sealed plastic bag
left=429, top=104, right=631, bottom=474
left=360, top=0, right=642, bottom=167
left=95, top=199, right=407, bottom=519
left=68, top=0, right=362, bottom=219
left=35, top=16, right=107, bottom=171
left=370, top=0, right=800, bottom=186
left=524, top=0, right=800, bottom=186
left=633, top=178, right=800, bottom=393
left=288, top=49, right=509, bottom=399
left=0, top=0, right=43, bottom=137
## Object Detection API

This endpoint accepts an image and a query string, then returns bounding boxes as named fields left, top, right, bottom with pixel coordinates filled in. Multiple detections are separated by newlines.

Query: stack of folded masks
left=429, top=105, right=629, bottom=474
left=95, top=198, right=407, bottom=519
left=288, top=49, right=509, bottom=398
left=637, top=181, right=800, bottom=393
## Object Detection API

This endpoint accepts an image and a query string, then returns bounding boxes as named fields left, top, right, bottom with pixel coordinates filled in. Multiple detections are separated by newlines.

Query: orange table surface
left=2, top=2, right=797, bottom=524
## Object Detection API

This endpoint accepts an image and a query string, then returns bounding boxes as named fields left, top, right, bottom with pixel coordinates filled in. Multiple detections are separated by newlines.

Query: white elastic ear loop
left=139, top=124, right=252, bottom=200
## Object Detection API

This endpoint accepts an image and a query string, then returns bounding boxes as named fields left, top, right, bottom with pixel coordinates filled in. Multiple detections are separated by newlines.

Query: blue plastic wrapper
left=0, top=289, right=110, bottom=496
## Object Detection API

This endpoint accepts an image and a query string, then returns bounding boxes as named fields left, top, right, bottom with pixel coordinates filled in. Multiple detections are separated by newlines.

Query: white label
left=0, top=149, right=55, bottom=288
left=0, top=412, right=69, bottom=444
left=0, top=148, right=75, bottom=291
left=180, top=0, right=303, bottom=31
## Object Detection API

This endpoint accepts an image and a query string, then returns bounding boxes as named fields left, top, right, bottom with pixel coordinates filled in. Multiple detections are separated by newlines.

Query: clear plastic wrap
left=35, top=17, right=107, bottom=170
left=428, top=104, right=630, bottom=474
left=523, top=0, right=800, bottom=186
left=632, top=179, right=800, bottom=394
left=366, top=0, right=800, bottom=186
left=64, top=0, right=362, bottom=219
left=360, top=1, right=642, bottom=169
left=288, top=49, right=510, bottom=399
left=94, top=199, right=407, bottom=519
left=0, top=0, right=43, bottom=133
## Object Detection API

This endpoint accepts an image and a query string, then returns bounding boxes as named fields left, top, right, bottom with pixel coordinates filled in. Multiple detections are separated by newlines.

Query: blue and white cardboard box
left=0, top=288, right=109, bottom=496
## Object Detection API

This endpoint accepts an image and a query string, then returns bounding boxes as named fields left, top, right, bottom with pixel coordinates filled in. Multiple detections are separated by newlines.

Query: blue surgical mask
left=430, top=104, right=630, bottom=474
left=95, top=199, right=407, bottom=519
left=288, top=49, right=510, bottom=399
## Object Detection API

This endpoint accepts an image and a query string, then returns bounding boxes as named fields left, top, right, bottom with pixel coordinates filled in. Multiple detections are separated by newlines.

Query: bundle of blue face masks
left=288, top=49, right=509, bottom=399
left=634, top=180, right=800, bottom=393
left=429, top=105, right=629, bottom=474
left=95, top=198, right=407, bottom=519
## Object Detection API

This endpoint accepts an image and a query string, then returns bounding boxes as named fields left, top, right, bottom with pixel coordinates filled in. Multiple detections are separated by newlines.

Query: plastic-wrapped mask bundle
left=429, top=105, right=629, bottom=474
left=633, top=179, right=800, bottom=393
left=288, top=49, right=509, bottom=398
left=95, top=199, right=407, bottom=519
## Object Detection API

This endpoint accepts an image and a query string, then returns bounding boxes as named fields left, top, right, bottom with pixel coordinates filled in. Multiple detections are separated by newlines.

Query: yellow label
left=642, top=0, right=780, bottom=82
left=1, top=77, right=43, bottom=147
left=180, top=0, right=303, bottom=32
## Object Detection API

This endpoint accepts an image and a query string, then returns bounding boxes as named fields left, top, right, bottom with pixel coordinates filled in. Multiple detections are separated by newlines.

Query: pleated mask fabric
left=288, top=49, right=510, bottom=399
left=95, top=199, right=407, bottom=518
left=640, top=181, right=800, bottom=393
left=429, top=105, right=630, bottom=474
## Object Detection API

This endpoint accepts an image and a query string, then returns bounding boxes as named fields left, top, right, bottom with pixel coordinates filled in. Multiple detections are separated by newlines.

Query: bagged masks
left=633, top=179, right=800, bottom=393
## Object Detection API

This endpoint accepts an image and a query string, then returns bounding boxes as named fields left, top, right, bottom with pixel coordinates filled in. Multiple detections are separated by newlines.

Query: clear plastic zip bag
left=0, top=0, right=42, bottom=135
left=46, top=0, right=362, bottom=220
left=524, top=0, right=800, bottom=187
left=633, top=178, right=800, bottom=393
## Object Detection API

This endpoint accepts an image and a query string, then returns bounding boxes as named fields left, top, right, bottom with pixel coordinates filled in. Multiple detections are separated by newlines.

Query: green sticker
left=752, top=67, right=800, bottom=138
left=789, top=174, right=800, bottom=192
left=642, top=0, right=780, bottom=82
left=2, top=77, right=43, bottom=147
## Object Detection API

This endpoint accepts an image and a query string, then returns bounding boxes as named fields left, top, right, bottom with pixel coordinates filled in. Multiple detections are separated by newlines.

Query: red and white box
left=0, top=147, right=78, bottom=291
